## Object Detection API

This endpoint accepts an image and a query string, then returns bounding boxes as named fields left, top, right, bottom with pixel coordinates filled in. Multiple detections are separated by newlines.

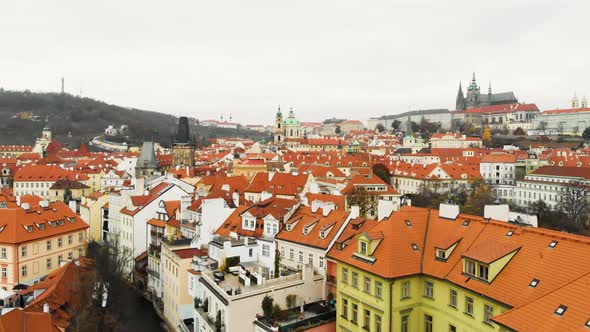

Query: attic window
left=555, top=305, right=567, bottom=316
left=0, top=226, right=5, bottom=233
left=68, top=217, right=75, bottom=223
left=435, top=249, right=446, bottom=260
left=462, top=220, right=470, bottom=227
left=49, top=221, right=56, bottom=228
left=320, top=231, right=326, bottom=238
left=360, top=241, right=368, bottom=255
left=506, top=231, right=513, bottom=237
left=529, top=279, right=539, bottom=288
left=404, top=219, right=412, bottom=227
left=37, top=223, right=45, bottom=230
left=585, top=319, right=590, bottom=328
left=57, top=219, right=64, bottom=226
left=411, top=243, right=419, bottom=251
left=548, top=240, right=558, bottom=248
left=25, top=225, right=33, bottom=232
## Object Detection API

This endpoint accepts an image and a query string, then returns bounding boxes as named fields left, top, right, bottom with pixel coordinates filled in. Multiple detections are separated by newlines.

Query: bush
left=262, top=295, right=273, bottom=318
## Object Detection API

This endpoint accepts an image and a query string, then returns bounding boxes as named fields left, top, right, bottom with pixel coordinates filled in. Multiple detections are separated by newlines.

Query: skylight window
left=548, top=240, right=558, bottom=248
left=462, top=220, right=470, bottom=227
left=506, top=231, right=513, bottom=237
left=555, top=305, right=567, bottom=316
left=411, top=243, right=419, bottom=251
left=405, top=219, right=412, bottom=227
left=529, top=279, right=539, bottom=288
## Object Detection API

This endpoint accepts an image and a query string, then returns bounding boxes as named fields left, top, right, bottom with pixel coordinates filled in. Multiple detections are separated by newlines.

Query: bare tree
left=557, top=181, right=589, bottom=227
left=537, top=121, right=547, bottom=132
left=346, top=186, right=372, bottom=217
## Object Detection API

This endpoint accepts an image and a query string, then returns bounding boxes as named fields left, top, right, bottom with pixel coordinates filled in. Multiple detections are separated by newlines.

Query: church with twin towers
left=455, top=73, right=518, bottom=111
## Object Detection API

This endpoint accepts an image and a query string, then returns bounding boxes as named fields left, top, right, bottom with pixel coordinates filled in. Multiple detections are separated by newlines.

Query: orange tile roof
left=276, top=206, right=349, bottom=250
left=14, top=165, right=88, bottom=182
left=246, top=172, right=309, bottom=197
left=0, top=309, right=53, bottom=332
left=462, top=241, right=521, bottom=264
left=481, top=153, right=517, bottom=163
left=305, top=193, right=346, bottom=211
left=0, top=202, right=89, bottom=244
left=340, top=174, right=399, bottom=195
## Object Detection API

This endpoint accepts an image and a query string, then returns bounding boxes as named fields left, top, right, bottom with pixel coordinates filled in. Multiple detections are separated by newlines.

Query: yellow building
left=48, top=179, right=91, bottom=203
left=79, top=191, right=110, bottom=242
left=328, top=205, right=590, bottom=332
left=232, top=158, right=267, bottom=180
left=161, top=239, right=204, bottom=331
left=0, top=200, right=88, bottom=290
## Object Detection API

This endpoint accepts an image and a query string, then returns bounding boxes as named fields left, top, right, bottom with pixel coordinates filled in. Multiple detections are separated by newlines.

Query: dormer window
left=465, top=260, right=476, bottom=275
left=360, top=241, right=368, bottom=255
left=435, top=249, right=446, bottom=260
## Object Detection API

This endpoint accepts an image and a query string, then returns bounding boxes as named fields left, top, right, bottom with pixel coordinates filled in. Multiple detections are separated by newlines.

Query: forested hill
left=0, top=89, right=267, bottom=147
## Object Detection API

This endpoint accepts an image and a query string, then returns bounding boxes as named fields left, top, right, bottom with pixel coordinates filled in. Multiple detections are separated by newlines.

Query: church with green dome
left=273, top=106, right=302, bottom=144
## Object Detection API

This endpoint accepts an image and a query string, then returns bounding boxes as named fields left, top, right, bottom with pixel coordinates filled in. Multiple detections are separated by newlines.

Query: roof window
left=555, top=305, right=567, bottom=316
left=529, top=279, right=539, bottom=288
left=405, top=219, right=412, bottom=227
left=548, top=240, right=558, bottom=248
left=506, top=231, right=513, bottom=237
left=411, top=243, right=419, bottom=251
left=462, top=220, right=470, bottom=227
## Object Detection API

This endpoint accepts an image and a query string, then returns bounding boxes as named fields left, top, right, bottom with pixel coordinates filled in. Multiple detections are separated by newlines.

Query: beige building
left=0, top=200, right=88, bottom=290
left=79, top=192, right=110, bottom=242
left=161, top=239, right=204, bottom=331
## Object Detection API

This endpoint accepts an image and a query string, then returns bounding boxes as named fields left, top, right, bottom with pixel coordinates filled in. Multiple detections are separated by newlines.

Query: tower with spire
left=172, top=116, right=195, bottom=167
left=455, top=73, right=517, bottom=110
left=274, top=105, right=284, bottom=143
left=572, top=93, right=580, bottom=108
left=455, top=82, right=466, bottom=111
left=582, top=96, right=588, bottom=108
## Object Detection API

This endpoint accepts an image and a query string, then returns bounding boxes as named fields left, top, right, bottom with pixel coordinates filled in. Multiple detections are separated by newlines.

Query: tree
left=557, top=181, right=588, bottom=229
left=557, top=122, right=564, bottom=135
left=262, top=295, right=274, bottom=318
left=537, top=121, right=547, bottom=131
left=346, top=186, right=372, bottom=217
left=513, top=127, right=525, bottom=136
left=482, top=127, right=492, bottom=146
left=375, top=123, right=385, bottom=133
left=372, top=163, right=391, bottom=184
left=391, top=120, right=401, bottom=131
left=462, top=180, right=495, bottom=216
left=274, top=250, right=281, bottom=278
left=583, top=127, right=590, bottom=139
left=573, top=126, right=580, bottom=136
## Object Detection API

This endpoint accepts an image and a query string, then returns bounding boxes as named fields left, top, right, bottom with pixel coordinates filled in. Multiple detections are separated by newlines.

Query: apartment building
left=480, top=153, right=517, bottom=201
left=13, top=165, right=89, bottom=200
left=328, top=204, right=590, bottom=332
left=0, top=200, right=88, bottom=290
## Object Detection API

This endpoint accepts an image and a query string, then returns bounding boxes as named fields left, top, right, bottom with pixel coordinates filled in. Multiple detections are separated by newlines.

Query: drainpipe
left=390, top=281, right=394, bottom=331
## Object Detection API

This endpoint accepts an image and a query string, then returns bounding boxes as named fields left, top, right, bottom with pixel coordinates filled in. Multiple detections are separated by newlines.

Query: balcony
left=195, top=305, right=226, bottom=332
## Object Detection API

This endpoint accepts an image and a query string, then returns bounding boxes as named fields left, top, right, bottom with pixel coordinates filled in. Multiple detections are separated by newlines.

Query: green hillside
left=0, top=89, right=268, bottom=147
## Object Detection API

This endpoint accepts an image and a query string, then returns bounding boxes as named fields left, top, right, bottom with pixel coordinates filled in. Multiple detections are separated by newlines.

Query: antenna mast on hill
left=61, top=77, right=65, bottom=94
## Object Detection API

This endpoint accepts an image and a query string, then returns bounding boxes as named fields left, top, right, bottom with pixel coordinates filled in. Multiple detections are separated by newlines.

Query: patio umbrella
left=12, top=284, right=28, bottom=291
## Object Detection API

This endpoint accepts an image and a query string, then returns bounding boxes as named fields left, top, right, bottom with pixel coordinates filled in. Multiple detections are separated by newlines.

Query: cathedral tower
left=274, top=105, right=284, bottom=143
left=172, top=116, right=195, bottom=167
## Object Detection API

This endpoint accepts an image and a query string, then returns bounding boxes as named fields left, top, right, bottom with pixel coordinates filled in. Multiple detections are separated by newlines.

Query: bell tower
left=274, top=105, right=284, bottom=143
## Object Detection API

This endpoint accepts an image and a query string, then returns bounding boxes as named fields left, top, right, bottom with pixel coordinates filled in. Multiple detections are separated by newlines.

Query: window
left=465, top=296, right=474, bottom=316
left=68, top=234, right=73, bottom=245
left=289, top=248, right=294, bottom=260
left=68, top=251, right=73, bottom=260
left=308, top=253, right=313, bottom=265
left=465, top=260, right=475, bottom=275
left=21, top=246, right=27, bottom=257
left=262, top=244, right=270, bottom=257
left=342, top=268, right=348, bottom=283
left=46, top=240, right=52, bottom=251
left=375, top=281, right=382, bottom=298
left=47, top=258, right=52, bottom=270
left=484, top=304, right=494, bottom=324
left=449, top=324, right=457, bottom=332
left=319, top=256, right=324, bottom=268
left=363, top=309, right=370, bottom=329
left=58, top=255, right=63, bottom=263
left=530, top=279, right=540, bottom=287
left=424, top=314, right=433, bottom=332
left=436, top=249, right=446, bottom=260
left=58, top=237, right=63, bottom=248
left=424, top=281, right=434, bottom=298
left=555, top=305, right=567, bottom=316
left=478, top=264, right=489, bottom=280
left=364, top=276, right=371, bottom=293
left=342, top=299, right=348, bottom=319
left=1, top=267, right=6, bottom=279
left=401, top=315, right=409, bottom=332
left=375, top=314, right=382, bottom=332
left=352, top=272, right=358, bottom=288
left=401, top=281, right=410, bottom=299
left=298, top=251, right=303, bottom=263
left=351, top=303, right=358, bottom=323
left=79, top=232, right=84, bottom=242
left=249, top=248, right=253, bottom=257
left=21, top=265, right=27, bottom=277
left=360, top=241, right=368, bottom=254
left=548, top=240, right=558, bottom=248
left=0, top=248, right=5, bottom=259
left=449, top=289, right=457, bottom=308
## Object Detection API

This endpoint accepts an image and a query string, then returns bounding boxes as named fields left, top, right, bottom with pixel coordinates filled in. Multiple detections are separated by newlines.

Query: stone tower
left=136, top=141, right=160, bottom=177
left=284, top=108, right=301, bottom=139
left=172, top=116, right=195, bottom=167
left=466, top=72, right=480, bottom=109
left=455, top=82, right=466, bottom=111
left=582, top=96, right=588, bottom=108
left=572, top=93, right=580, bottom=108
left=274, top=105, right=284, bottom=144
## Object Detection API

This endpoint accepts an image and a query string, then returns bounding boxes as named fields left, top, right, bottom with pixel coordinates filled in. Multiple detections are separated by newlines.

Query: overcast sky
left=1, top=1, right=589, bottom=125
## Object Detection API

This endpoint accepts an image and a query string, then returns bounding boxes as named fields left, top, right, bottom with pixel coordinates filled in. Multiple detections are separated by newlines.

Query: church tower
left=455, top=82, right=466, bottom=111
left=582, top=96, right=588, bottom=108
left=274, top=105, right=284, bottom=144
left=33, top=123, right=53, bottom=154
left=466, top=72, right=480, bottom=109
left=284, top=108, right=301, bottom=139
left=172, top=116, right=195, bottom=167
left=572, top=93, right=580, bottom=108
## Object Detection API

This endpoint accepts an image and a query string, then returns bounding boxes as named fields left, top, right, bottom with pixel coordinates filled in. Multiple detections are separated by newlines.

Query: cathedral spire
left=488, top=81, right=492, bottom=95
left=456, top=82, right=466, bottom=111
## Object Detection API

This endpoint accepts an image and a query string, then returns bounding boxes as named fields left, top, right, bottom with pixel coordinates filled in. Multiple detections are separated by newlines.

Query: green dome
left=283, top=118, right=300, bottom=126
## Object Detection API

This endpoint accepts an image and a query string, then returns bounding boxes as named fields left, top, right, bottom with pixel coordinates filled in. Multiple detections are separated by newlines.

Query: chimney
left=186, top=166, right=190, bottom=177
left=180, top=195, right=191, bottom=221
left=232, top=190, right=239, bottom=207
left=135, top=177, right=145, bottom=196
left=311, top=200, right=321, bottom=213
left=43, top=303, right=50, bottom=313
left=350, top=205, right=360, bottom=219
left=244, top=236, right=249, bottom=245
left=322, top=203, right=334, bottom=217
